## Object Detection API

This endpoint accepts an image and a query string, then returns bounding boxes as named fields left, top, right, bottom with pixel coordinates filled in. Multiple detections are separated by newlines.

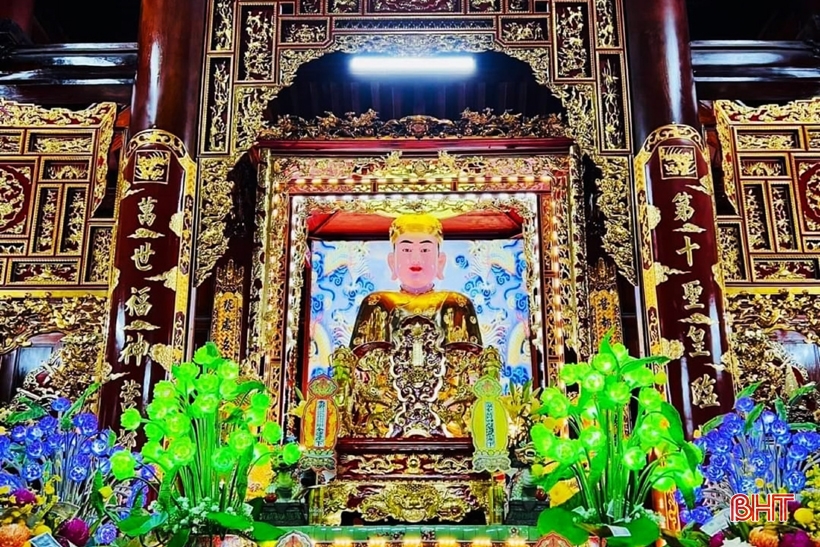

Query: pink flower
left=710, top=532, right=726, bottom=547
left=788, top=500, right=802, bottom=516
left=57, top=518, right=90, bottom=547
left=10, top=489, right=36, bottom=506
left=781, top=530, right=811, bottom=547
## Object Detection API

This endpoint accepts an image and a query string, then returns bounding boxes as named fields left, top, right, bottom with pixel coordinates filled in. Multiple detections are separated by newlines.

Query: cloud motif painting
left=307, top=239, right=532, bottom=391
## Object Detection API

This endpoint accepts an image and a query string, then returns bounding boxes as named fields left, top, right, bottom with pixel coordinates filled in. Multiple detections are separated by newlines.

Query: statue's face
left=388, top=233, right=446, bottom=291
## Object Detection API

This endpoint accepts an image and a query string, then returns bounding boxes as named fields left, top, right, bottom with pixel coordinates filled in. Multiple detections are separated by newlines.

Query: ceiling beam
left=1, top=40, right=819, bottom=108
left=691, top=40, right=820, bottom=101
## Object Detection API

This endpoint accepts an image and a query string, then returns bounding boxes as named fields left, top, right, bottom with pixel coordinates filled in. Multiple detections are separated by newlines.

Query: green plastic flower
left=172, top=362, right=200, bottom=382
left=193, top=393, right=219, bottom=415
left=559, top=364, right=579, bottom=385
left=217, top=360, right=240, bottom=381
left=212, top=446, right=238, bottom=473
left=580, top=371, right=605, bottom=392
left=625, top=367, right=655, bottom=388
left=591, top=352, right=617, bottom=373
left=228, top=430, right=254, bottom=453
left=120, top=408, right=142, bottom=431
left=552, top=439, right=581, bottom=465
left=251, top=392, right=272, bottom=410
left=194, top=342, right=222, bottom=367
left=168, top=437, right=196, bottom=465
left=638, top=387, right=663, bottom=410
left=611, top=342, right=629, bottom=363
left=605, top=381, right=631, bottom=405
left=153, top=380, right=177, bottom=400
left=637, top=422, right=662, bottom=444
left=262, top=422, right=283, bottom=444
left=195, top=373, right=220, bottom=394
left=164, top=412, right=191, bottom=436
left=219, top=379, right=238, bottom=399
left=623, top=446, right=646, bottom=470
left=579, top=426, right=605, bottom=450
left=146, top=400, right=175, bottom=421
left=245, top=407, right=267, bottom=427
left=110, top=450, right=136, bottom=480
left=281, top=442, right=302, bottom=466
left=144, top=422, right=164, bottom=441
left=143, top=441, right=164, bottom=462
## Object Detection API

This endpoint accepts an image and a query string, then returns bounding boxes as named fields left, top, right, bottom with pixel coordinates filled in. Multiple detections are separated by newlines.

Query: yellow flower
left=31, top=525, right=51, bottom=536
left=754, top=478, right=766, bottom=489
left=549, top=480, right=579, bottom=507
left=99, top=486, right=113, bottom=500
left=693, top=429, right=702, bottom=439
left=795, top=508, right=815, bottom=526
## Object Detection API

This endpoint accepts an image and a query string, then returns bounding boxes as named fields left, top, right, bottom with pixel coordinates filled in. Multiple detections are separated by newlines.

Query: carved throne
left=302, top=313, right=509, bottom=525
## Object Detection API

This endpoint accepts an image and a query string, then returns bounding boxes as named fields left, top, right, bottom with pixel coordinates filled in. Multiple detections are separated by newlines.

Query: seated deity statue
left=333, top=214, right=499, bottom=439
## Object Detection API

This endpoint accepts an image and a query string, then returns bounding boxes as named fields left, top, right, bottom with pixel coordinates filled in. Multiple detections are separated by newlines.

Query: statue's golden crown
left=389, top=213, right=443, bottom=244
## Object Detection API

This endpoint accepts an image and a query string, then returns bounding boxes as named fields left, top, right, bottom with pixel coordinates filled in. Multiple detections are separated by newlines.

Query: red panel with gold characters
left=636, top=124, right=734, bottom=436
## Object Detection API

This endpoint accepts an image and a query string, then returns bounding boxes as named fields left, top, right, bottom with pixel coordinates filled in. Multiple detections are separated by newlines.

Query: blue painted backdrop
left=307, top=239, right=533, bottom=391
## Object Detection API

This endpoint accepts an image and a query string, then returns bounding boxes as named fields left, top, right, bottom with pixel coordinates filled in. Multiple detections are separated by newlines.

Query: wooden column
left=98, top=0, right=206, bottom=442
left=624, top=0, right=734, bottom=439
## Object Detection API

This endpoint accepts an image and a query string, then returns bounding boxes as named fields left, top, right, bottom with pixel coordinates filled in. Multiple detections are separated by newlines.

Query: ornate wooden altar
left=247, top=136, right=589, bottom=525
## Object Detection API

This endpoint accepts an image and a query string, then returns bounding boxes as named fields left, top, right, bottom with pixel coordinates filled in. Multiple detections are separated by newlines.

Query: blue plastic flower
left=11, top=426, right=26, bottom=442
left=72, top=413, right=98, bottom=435
left=0, top=472, right=22, bottom=489
left=91, top=437, right=109, bottom=457
left=23, top=461, right=42, bottom=481
left=704, top=464, right=725, bottom=482
left=26, top=425, right=44, bottom=441
left=98, top=457, right=111, bottom=474
left=711, top=433, right=732, bottom=454
left=51, top=397, right=71, bottom=412
left=38, top=416, right=58, bottom=433
left=735, top=397, right=755, bottom=413
left=94, top=523, right=118, bottom=545
left=69, top=464, right=89, bottom=482
left=691, top=506, right=713, bottom=525
left=761, top=411, right=777, bottom=425
left=26, top=440, right=44, bottom=458
left=785, top=470, right=807, bottom=491
left=0, top=436, right=10, bottom=460
left=721, top=413, right=744, bottom=434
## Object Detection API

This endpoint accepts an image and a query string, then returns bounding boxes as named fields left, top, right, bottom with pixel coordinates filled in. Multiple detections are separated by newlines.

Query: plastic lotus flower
left=682, top=383, right=820, bottom=525
left=0, top=386, right=135, bottom=546
left=530, top=333, right=704, bottom=547
left=115, top=342, right=299, bottom=547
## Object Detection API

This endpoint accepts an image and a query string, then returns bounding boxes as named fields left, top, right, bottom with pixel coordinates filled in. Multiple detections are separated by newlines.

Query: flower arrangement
left=114, top=342, right=301, bottom=547
left=0, top=387, right=137, bottom=547
left=530, top=334, right=704, bottom=547
left=666, top=383, right=820, bottom=547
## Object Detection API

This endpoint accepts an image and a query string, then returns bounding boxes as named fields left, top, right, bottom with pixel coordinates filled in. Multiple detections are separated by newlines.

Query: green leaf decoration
left=598, top=330, right=615, bottom=357
left=736, top=381, right=762, bottom=399
left=168, top=528, right=191, bottom=547
left=660, top=402, right=686, bottom=444
left=606, top=516, right=661, bottom=547
left=207, top=511, right=253, bottom=532
left=537, top=507, right=590, bottom=545
left=620, top=356, right=670, bottom=375
left=681, top=443, right=704, bottom=469
left=235, top=380, right=267, bottom=398
left=744, top=402, right=765, bottom=433
left=699, top=414, right=724, bottom=435
left=118, top=511, right=168, bottom=537
left=252, top=521, right=287, bottom=541
left=790, top=422, right=818, bottom=431
left=788, top=383, right=817, bottom=405
left=157, top=467, right=178, bottom=509
left=775, top=399, right=787, bottom=421
left=532, top=464, right=573, bottom=492
left=6, top=403, right=48, bottom=425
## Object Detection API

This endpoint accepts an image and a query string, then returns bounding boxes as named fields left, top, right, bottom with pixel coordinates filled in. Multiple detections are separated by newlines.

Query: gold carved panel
left=194, top=0, right=636, bottom=286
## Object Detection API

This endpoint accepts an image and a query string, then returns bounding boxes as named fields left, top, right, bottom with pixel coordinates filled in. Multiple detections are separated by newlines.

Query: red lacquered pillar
left=97, top=0, right=207, bottom=445
left=624, top=0, right=734, bottom=438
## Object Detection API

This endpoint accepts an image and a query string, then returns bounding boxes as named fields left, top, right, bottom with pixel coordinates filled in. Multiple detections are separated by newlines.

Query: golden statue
left=338, top=213, right=489, bottom=439
left=350, top=213, right=482, bottom=353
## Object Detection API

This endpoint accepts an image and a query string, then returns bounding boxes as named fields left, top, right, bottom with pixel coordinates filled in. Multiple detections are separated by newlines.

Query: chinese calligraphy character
left=131, top=242, right=155, bottom=272
left=124, top=287, right=152, bottom=317
left=676, top=236, right=701, bottom=267
left=137, top=197, right=158, bottom=226
left=673, top=192, right=695, bottom=222
left=119, top=333, right=150, bottom=366
left=682, top=280, right=705, bottom=310
left=686, top=326, right=711, bottom=358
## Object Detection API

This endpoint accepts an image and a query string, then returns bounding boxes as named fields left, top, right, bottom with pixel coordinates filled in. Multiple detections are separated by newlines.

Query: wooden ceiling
left=14, top=0, right=819, bottom=44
